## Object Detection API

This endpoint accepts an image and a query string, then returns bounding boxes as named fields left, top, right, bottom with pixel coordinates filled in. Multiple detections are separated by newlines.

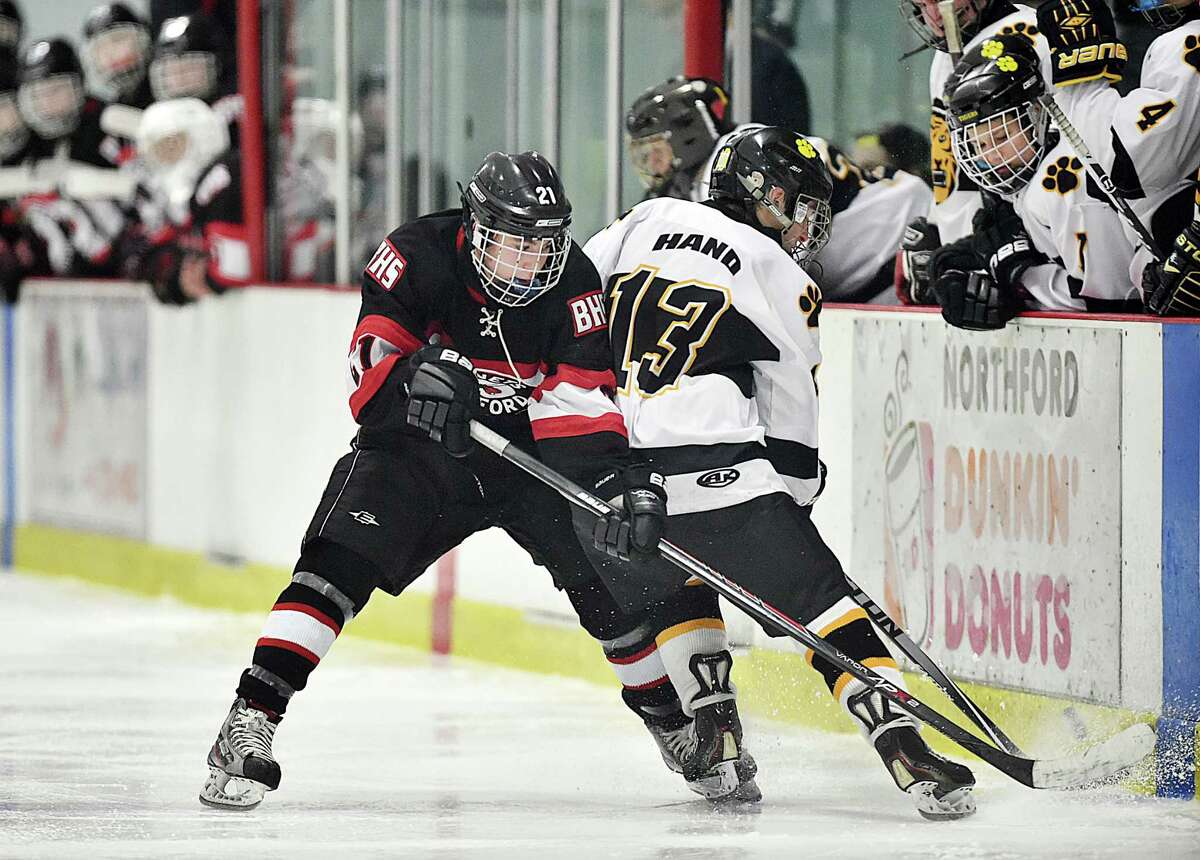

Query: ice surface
left=1, top=573, right=1197, bottom=859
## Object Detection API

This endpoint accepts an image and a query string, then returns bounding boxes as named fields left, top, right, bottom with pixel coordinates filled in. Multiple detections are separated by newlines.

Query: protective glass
left=900, top=0, right=986, bottom=49
left=628, top=132, right=677, bottom=190
left=782, top=193, right=833, bottom=266
left=470, top=223, right=572, bottom=307
left=951, top=102, right=1047, bottom=195
left=149, top=52, right=217, bottom=101
left=17, top=74, right=85, bottom=139
left=0, top=92, right=28, bottom=160
left=84, top=24, right=150, bottom=96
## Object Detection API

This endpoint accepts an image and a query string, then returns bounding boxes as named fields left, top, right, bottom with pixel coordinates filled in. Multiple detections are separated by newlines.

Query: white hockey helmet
left=137, top=97, right=229, bottom=213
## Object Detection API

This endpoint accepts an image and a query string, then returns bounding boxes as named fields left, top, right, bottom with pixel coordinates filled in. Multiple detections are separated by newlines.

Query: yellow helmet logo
left=997, top=55, right=1018, bottom=73
left=795, top=137, right=817, bottom=159
left=981, top=39, right=1005, bottom=59
left=714, top=147, right=732, bottom=173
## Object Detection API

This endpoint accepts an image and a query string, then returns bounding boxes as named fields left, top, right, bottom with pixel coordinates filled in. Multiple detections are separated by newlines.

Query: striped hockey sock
left=236, top=571, right=360, bottom=718
left=602, top=623, right=685, bottom=728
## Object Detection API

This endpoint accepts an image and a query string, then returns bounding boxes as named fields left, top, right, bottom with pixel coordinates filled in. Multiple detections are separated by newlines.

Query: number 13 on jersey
left=607, top=264, right=732, bottom=398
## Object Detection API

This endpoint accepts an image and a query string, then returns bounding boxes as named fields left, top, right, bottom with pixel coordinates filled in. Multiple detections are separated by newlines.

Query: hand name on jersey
left=365, top=239, right=407, bottom=290
left=651, top=232, right=742, bottom=275
left=569, top=290, right=607, bottom=337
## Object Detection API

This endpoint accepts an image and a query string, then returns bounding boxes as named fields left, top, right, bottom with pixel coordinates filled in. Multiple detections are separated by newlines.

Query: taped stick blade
left=1031, top=723, right=1156, bottom=789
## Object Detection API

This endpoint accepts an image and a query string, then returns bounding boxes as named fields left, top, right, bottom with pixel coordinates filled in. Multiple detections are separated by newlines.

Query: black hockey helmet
left=899, top=0, right=991, bottom=52
left=625, top=76, right=733, bottom=191
left=943, top=34, right=1049, bottom=195
left=0, top=47, right=27, bottom=159
left=18, top=39, right=85, bottom=140
left=149, top=14, right=225, bottom=102
left=82, top=3, right=150, bottom=100
left=709, top=125, right=833, bottom=267
left=1133, top=0, right=1200, bottom=30
left=0, top=1, right=21, bottom=53
left=460, top=150, right=573, bottom=307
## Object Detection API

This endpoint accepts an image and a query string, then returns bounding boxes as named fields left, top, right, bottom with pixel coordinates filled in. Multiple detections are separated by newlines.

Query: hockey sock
left=801, top=595, right=914, bottom=735
left=236, top=544, right=376, bottom=717
left=651, top=583, right=733, bottom=718
left=565, top=579, right=682, bottom=727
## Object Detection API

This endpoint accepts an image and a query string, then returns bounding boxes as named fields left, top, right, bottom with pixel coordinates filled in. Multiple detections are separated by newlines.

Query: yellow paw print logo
left=795, top=137, right=817, bottom=159
left=999, top=22, right=1039, bottom=43
left=1185, top=34, right=1200, bottom=75
left=981, top=39, right=1004, bottom=59
left=997, top=56, right=1019, bottom=73
left=1042, top=156, right=1083, bottom=194
left=799, top=282, right=823, bottom=328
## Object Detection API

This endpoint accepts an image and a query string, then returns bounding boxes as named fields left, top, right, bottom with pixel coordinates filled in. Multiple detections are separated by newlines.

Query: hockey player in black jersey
left=81, top=3, right=154, bottom=109
left=586, top=127, right=976, bottom=820
left=200, top=151, right=760, bottom=810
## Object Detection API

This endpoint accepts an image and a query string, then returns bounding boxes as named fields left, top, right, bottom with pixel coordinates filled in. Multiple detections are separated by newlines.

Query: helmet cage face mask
left=951, top=101, right=1047, bottom=195
left=18, top=74, right=84, bottom=139
left=743, top=173, right=832, bottom=267
left=900, top=0, right=987, bottom=51
left=1134, top=0, right=1196, bottom=30
left=628, top=131, right=678, bottom=190
left=0, top=92, right=28, bottom=160
left=469, top=220, right=572, bottom=307
left=149, top=52, right=217, bottom=101
left=84, top=24, right=150, bottom=98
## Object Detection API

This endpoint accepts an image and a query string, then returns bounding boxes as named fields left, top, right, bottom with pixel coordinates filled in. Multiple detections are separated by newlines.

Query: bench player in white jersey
left=625, top=76, right=932, bottom=303
left=1048, top=0, right=1200, bottom=314
left=932, top=32, right=1193, bottom=324
left=895, top=0, right=1053, bottom=304
left=584, top=127, right=977, bottom=820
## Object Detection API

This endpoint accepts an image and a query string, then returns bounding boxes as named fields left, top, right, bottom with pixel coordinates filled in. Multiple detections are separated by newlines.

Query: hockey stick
left=940, top=1, right=965, bottom=63
left=843, top=574, right=1026, bottom=756
left=468, top=419, right=1155, bottom=789
left=1037, top=95, right=1164, bottom=262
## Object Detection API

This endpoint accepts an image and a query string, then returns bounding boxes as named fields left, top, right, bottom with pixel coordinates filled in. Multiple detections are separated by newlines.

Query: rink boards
left=1, top=280, right=1196, bottom=798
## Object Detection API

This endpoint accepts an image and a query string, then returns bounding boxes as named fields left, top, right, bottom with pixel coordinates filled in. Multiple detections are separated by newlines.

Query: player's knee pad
left=293, top=537, right=381, bottom=618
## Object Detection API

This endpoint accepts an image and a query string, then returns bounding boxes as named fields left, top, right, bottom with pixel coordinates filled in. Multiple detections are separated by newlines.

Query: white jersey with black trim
left=695, top=123, right=932, bottom=302
left=928, top=8, right=1052, bottom=243
left=584, top=196, right=824, bottom=514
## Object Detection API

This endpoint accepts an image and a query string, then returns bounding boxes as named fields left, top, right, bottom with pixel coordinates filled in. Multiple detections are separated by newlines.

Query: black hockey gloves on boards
left=405, top=344, right=479, bottom=457
left=1143, top=219, right=1200, bottom=316
left=929, top=240, right=1022, bottom=331
left=895, top=217, right=941, bottom=305
left=591, top=465, right=668, bottom=562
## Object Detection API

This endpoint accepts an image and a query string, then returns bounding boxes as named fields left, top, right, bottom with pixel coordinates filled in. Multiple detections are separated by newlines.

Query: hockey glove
left=1143, top=219, right=1200, bottom=316
left=1036, top=0, right=1126, bottom=87
left=591, top=465, right=668, bottom=562
left=930, top=240, right=1021, bottom=331
left=405, top=344, right=479, bottom=457
left=971, top=198, right=1047, bottom=289
left=894, top=217, right=941, bottom=305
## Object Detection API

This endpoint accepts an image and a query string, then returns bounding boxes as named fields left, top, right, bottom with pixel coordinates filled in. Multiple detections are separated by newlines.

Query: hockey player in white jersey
left=934, top=31, right=1191, bottom=323
left=584, top=126, right=976, bottom=820
left=895, top=0, right=1053, bottom=305
left=626, top=76, right=932, bottom=303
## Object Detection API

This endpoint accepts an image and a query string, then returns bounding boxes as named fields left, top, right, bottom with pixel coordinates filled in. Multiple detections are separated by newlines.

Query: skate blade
left=909, top=782, right=976, bottom=821
left=199, top=767, right=267, bottom=810
left=686, top=760, right=741, bottom=801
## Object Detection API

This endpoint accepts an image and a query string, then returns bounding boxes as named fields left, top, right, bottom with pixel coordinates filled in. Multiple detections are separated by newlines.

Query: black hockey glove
left=1143, top=220, right=1200, bottom=317
left=591, top=465, right=668, bottom=562
left=1036, top=0, right=1126, bottom=88
left=930, top=240, right=1022, bottom=331
left=405, top=344, right=479, bottom=457
left=894, top=217, right=941, bottom=305
left=971, top=198, right=1047, bottom=290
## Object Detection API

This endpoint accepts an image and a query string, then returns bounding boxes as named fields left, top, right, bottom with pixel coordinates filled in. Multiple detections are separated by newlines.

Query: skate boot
left=846, top=685, right=975, bottom=820
left=199, top=698, right=282, bottom=810
left=646, top=701, right=761, bottom=803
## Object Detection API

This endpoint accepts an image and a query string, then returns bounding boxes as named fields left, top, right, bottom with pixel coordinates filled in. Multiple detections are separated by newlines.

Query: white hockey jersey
left=583, top=196, right=824, bottom=515
left=696, top=124, right=932, bottom=302
left=928, top=7, right=1053, bottom=242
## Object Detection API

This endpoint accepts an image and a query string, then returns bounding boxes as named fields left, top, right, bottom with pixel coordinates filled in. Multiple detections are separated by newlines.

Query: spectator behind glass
left=742, top=0, right=811, bottom=133
left=851, top=123, right=931, bottom=186
left=0, top=1, right=21, bottom=55
left=81, top=2, right=154, bottom=109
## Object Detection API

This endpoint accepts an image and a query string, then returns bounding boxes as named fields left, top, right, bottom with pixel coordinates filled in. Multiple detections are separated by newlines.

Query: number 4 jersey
left=583, top=196, right=826, bottom=515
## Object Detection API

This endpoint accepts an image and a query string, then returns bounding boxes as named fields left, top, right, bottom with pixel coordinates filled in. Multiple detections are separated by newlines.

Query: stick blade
left=1031, top=723, right=1156, bottom=789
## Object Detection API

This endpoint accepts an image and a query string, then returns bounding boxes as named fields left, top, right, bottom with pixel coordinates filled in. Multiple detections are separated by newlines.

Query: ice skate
left=646, top=700, right=761, bottom=803
left=199, top=698, right=282, bottom=810
left=846, top=685, right=975, bottom=820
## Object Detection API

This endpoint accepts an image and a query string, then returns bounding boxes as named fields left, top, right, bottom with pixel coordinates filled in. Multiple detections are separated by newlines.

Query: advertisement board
left=852, top=316, right=1123, bottom=704
left=25, top=285, right=148, bottom=538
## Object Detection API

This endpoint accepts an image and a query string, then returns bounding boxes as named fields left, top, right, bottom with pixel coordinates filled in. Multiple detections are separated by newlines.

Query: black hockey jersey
left=349, top=210, right=629, bottom=483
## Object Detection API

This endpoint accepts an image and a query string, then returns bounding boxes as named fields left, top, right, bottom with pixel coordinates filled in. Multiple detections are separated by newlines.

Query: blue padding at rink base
left=2, top=302, right=12, bottom=569
left=1159, top=324, right=1200, bottom=798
